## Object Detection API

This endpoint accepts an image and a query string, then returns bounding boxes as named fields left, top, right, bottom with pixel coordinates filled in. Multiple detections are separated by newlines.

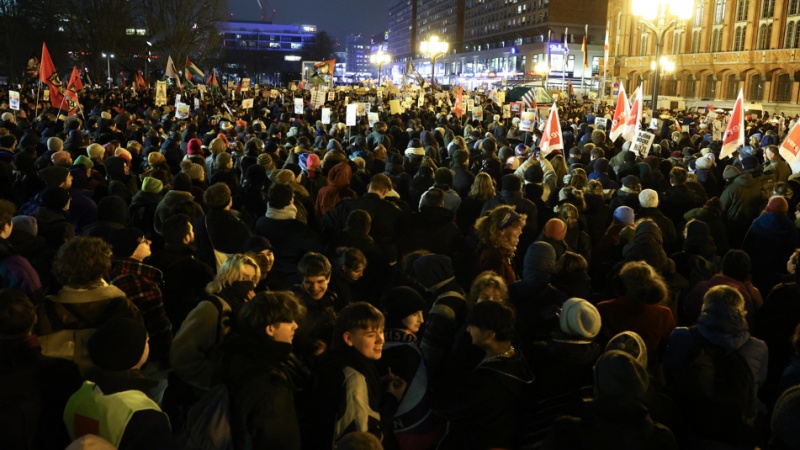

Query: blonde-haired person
left=556, top=202, right=592, bottom=263
left=456, top=172, right=496, bottom=234
left=474, top=205, right=527, bottom=285
left=171, top=253, right=260, bottom=391
left=467, top=270, right=510, bottom=306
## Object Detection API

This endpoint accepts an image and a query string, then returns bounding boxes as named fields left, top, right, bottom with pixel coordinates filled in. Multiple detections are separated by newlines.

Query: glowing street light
left=420, top=35, right=449, bottom=87
left=102, top=53, right=115, bottom=89
left=370, top=50, right=391, bottom=84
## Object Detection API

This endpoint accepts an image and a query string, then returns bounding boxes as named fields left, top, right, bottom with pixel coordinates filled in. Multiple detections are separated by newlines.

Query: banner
left=720, top=90, right=744, bottom=159
left=779, top=120, right=800, bottom=165
left=502, top=104, right=511, bottom=119
left=242, top=98, right=254, bottom=109
left=539, top=103, right=563, bottom=156
left=155, top=81, right=167, bottom=106
left=609, top=84, right=629, bottom=141
left=175, top=102, right=190, bottom=119
left=622, top=84, right=642, bottom=142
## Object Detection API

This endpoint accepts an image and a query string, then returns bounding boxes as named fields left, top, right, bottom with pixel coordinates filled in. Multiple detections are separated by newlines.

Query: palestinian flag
left=186, top=57, right=205, bottom=83
left=207, top=69, right=220, bottom=94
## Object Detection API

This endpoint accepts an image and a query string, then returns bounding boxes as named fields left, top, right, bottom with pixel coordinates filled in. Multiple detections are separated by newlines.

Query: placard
left=467, top=99, right=475, bottom=112
left=241, top=78, right=251, bottom=91
left=43, top=90, right=50, bottom=102
left=242, top=98, right=254, bottom=109
left=294, top=98, right=303, bottom=115
left=389, top=99, right=401, bottom=114
left=502, top=104, right=511, bottom=119
left=328, top=92, right=335, bottom=101
left=510, top=102, right=523, bottom=115
left=497, top=92, right=506, bottom=104
left=9, top=90, right=19, bottom=110
left=472, top=105, right=483, bottom=122
left=194, top=98, right=200, bottom=109
left=630, top=130, right=656, bottom=156
left=520, top=111, right=535, bottom=132
left=346, top=103, right=358, bottom=126
left=595, top=117, right=607, bottom=128
left=270, top=89, right=279, bottom=98
left=368, top=112, right=379, bottom=127
left=175, top=102, right=190, bottom=119
left=155, top=81, right=167, bottom=106
left=321, top=107, right=331, bottom=124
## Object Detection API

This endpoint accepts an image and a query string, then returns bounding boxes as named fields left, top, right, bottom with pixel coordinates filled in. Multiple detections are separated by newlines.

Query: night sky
left=227, top=0, right=389, bottom=44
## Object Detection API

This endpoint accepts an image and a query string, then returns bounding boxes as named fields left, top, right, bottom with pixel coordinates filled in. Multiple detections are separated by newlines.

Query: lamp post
left=632, top=0, right=692, bottom=111
left=419, top=35, right=449, bottom=88
left=145, top=41, right=153, bottom=85
left=535, top=61, right=549, bottom=89
left=370, top=50, right=391, bottom=84
left=102, top=53, right=115, bottom=89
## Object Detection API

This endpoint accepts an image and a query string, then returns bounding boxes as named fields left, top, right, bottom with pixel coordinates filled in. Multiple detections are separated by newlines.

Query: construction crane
left=257, top=0, right=267, bottom=22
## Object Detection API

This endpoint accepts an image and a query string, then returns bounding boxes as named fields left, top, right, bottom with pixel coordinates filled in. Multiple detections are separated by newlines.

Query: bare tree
left=0, top=0, right=62, bottom=83
left=141, top=0, right=226, bottom=72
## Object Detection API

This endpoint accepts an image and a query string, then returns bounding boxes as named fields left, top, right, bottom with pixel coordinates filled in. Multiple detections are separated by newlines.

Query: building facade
left=389, top=0, right=417, bottom=60
left=345, top=34, right=371, bottom=74
left=606, top=0, right=800, bottom=113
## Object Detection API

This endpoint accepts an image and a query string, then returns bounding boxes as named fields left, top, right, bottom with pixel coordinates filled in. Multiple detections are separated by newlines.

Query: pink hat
left=50, top=151, right=73, bottom=167
left=306, top=153, right=321, bottom=170
left=187, top=138, right=204, bottom=156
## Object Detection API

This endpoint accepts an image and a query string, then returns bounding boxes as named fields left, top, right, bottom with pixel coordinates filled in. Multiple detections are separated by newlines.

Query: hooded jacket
left=315, top=161, right=356, bottom=216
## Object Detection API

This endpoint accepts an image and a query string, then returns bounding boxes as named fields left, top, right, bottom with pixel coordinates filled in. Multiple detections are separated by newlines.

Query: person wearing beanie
left=180, top=158, right=206, bottom=182
left=64, top=318, right=173, bottom=449
left=594, top=206, right=637, bottom=268
left=549, top=349, right=676, bottom=448
left=73, top=154, right=94, bottom=170
left=609, top=175, right=642, bottom=212
left=316, top=161, right=357, bottom=216
left=417, top=167, right=461, bottom=213
left=39, top=165, right=73, bottom=189
left=433, top=301, right=533, bottom=450
left=721, top=155, right=766, bottom=248
left=560, top=297, right=602, bottom=339
left=32, top=186, right=74, bottom=250
left=51, top=151, right=73, bottom=167
left=379, top=285, right=443, bottom=448
left=47, top=136, right=64, bottom=154
left=404, top=138, right=426, bottom=176
left=742, top=195, right=800, bottom=295
left=186, top=137, right=204, bottom=157
left=193, top=182, right=252, bottom=270
left=664, top=285, right=766, bottom=447
left=636, top=188, right=679, bottom=252
left=129, top=175, right=165, bottom=238
left=257, top=152, right=275, bottom=170
left=539, top=218, right=569, bottom=259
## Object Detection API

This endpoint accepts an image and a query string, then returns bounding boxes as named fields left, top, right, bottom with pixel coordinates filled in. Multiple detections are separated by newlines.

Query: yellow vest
left=64, top=381, right=168, bottom=448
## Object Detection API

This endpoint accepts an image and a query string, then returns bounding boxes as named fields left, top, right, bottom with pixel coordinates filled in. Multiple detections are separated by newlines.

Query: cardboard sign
left=467, top=99, right=474, bottom=112
left=328, top=91, right=335, bottom=101
left=270, top=89, right=279, bottom=98
left=194, top=98, right=200, bottom=109
left=595, top=117, right=607, bottom=128
left=368, top=112, right=379, bottom=127
left=227, top=80, right=234, bottom=89
left=294, top=98, right=303, bottom=115
left=321, top=107, right=331, bottom=124
left=502, top=104, right=511, bottom=119
left=9, top=90, right=19, bottom=110
left=418, top=93, right=425, bottom=108
left=175, top=102, right=190, bottom=119
left=242, top=98, right=254, bottom=109
left=510, top=102, right=522, bottom=115
left=520, top=111, right=535, bottom=132
left=346, top=103, right=358, bottom=126
left=389, top=99, right=401, bottom=114
left=630, top=129, right=656, bottom=156
left=472, top=106, right=483, bottom=122
left=497, top=91, right=506, bottom=104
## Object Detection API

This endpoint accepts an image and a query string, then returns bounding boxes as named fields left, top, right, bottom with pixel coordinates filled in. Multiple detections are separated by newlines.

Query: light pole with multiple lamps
left=419, top=35, right=449, bottom=88
left=650, top=55, right=676, bottom=102
left=535, top=61, right=549, bottom=89
left=102, top=53, right=115, bottom=89
left=632, top=0, right=692, bottom=111
left=370, top=50, right=391, bottom=84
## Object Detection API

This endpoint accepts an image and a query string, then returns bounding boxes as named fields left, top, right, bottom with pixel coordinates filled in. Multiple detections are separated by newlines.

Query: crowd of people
left=2, top=80, right=800, bottom=449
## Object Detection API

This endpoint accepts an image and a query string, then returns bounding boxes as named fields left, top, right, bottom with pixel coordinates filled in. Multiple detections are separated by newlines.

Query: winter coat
left=316, top=162, right=356, bottom=216
left=742, top=212, right=800, bottom=295
left=597, top=296, right=675, bottom=368
left=256, top=216, right=323, bottom=285
left=399, top=206, right=465, bottom=260
left=153, top=189, right=204, bottom=235
left=720, top=173, right=765, bottom=247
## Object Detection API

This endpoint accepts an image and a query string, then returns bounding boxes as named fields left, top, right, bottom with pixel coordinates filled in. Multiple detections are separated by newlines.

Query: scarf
left=265, top=203, right=298, bottom=220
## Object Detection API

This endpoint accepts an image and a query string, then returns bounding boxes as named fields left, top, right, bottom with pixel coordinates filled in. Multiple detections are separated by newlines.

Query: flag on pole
left=609, top=84, right=629, bottom=142
left=119, top=72, right=127, bottom=91
left=603, top=24, right=609, bottom=73
left=207, top=69, right=220, bottom=94
left=454, top=86, right=464, bottom=118
left=134, top=71, right=146, bottom=90
left=582, top=25, right=589, bottom=69
left=564, top=28, right=569, bottom=54
left=165, top=55, right=182, bottom=89
left=64, top=66, right=82, bottom=115
left=720, top=90, right=745, bottom=159
left=315, top=59, right=336, bottom=76
left=540, top=102, right=564, bottom=156
left=623, top=84, right=643, bottom=142
left=185, top=57, right=205, bottom=83
left=40, top=43, right=66, bottom=108
left=522, top=87, right=537, bottom=109
left=779, top=120, right=800, bottom=165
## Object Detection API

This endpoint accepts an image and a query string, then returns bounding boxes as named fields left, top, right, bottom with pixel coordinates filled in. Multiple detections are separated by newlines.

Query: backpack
left=670, top=327, right=756, bottom=443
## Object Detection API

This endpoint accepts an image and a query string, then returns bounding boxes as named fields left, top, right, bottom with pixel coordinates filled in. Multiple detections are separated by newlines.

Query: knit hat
left=741, top=155, right=758, bottom=172
left=141, top=176, right=164, bottom=194
left=723, top=165, right=742, bottom=180
left=543, top=218, right=567, bottom=241
left=638, top=188, right=659, bottom=208
left=187, top=138, right=204, bottom=156
left=560, top=298, right=601, bottom=338
left=766, top=196, right=789, bottom=214
left=516, top=143, right=530, bottom=157
left=412, top=254, right=455, bottom=290
left=243, top=235, right=273, bottom=253
left=270, top=168, right=295, bottom=185
left=109, top=227, right=146, bottom=257
left=257, top=152, right=275, bottom=170
left=147, top=151, right=166, bottom=166
left=327, top=139, right=343, bottom=152
left=613, top=206, right=635, bottom=226
left=41, top=187, right=70, bottom=211
left=87, top=143, right=105, bottom=159
left=47, top=137, right=64, bottom=152
left=39, top=166, right=70, bottom=188
left=306, top=153, right=321, bottom=171
left=382, top=286, right=427, bottom=325
left=695, top=156, right=711, bottom=170
left=605, top=331, right=648, bottom=368
left=501, top=174, right=522, bottom=192
left=115, top=148, right=132, bottom=165
left=525, top=164, right=544, bottom=183
left=594, top=350, right=649, bottom=403
left=452, top=149, right=469, bottom=165
left=51, top=151, right=72, bottom=167
left=180, top=159, right=204, bottom=180
left=73, top=155, right=94, bottom=169
left=88, top=318, right=148, bottom=371
left=11, top=215, right=38, bottom=237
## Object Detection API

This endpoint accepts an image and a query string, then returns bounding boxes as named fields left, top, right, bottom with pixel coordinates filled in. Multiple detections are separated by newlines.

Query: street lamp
left=632, top=0, right=692, bottom=111
left=650, top=56, right=675, bottom=111
left=419, top=35, right=449, bottom=88
left=145, top=41, right=153, bottom=86
left=370, top=50, right=391, bottom=84
left=535, top=61, right=549, bottom=89
left=102, top=53, right=115, bottom=89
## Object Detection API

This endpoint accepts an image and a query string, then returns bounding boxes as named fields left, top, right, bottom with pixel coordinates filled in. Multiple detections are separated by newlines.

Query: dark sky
left=228, top=0, right=388, bottom=44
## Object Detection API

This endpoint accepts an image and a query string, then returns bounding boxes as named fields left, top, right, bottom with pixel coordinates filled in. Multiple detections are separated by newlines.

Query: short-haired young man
left=291, top=252, right=339, bottom=361
left=433, top=301, right=533, bottom=450
left=310, top=302, right=407, bottom=448
left=193, top=182, right=252, bottom=270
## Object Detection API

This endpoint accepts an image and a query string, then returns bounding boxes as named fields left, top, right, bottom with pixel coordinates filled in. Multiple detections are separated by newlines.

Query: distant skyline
left=228, top=0, right=388, bottom=44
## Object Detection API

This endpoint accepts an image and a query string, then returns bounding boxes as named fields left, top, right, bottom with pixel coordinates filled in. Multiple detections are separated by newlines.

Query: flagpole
left=601, top=21, right=609, bottom=100
left=563, top=28, right=568, bottom=99
left=35, top=80, right=41, bottom=118
left=581, top=24, right=587, bottom=98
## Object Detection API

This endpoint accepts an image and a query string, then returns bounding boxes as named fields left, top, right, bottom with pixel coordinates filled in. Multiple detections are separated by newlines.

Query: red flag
left=779, top=120, right=800, bottom=165
left=539, top=102, right=563, bottom=156
left=235, top=81, right=242, bottom=93
left=64, top=66, right=82, bottom=115
left=119, top=72, right=127, bottom=90
left=134, top=71, right=146, bottom=90
left=609, top=84, right=629, bottom=141
left=582, top=34, right=588, bottom=70
left=454, top=86, right=464, bottom=118
left=40, top=43, right=66, bottom=109
left=720, top=90, right=744, bottom=159
left=623, top=85, right=642, bottom=142
left=207, top=70, right=219, bottom=87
